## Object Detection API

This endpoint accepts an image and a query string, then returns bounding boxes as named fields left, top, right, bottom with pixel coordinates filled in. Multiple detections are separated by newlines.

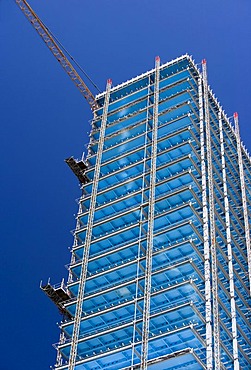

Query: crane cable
left=16, top=0, right=101, bottom=93
left=41, top=19, right=101, bottom=93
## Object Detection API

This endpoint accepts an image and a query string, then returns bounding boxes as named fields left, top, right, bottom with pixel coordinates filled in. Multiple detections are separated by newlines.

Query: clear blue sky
left=1, top=1, right=251, bottom=369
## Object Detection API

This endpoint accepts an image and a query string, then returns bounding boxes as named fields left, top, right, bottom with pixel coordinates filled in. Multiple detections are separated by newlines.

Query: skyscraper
left=42, top=55, right=251, bottom=370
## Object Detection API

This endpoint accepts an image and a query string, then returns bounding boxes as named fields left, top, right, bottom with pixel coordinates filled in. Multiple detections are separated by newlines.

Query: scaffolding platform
left=65, top=157, right=89, bottom=184
left=41, top=279, right=72, bottom=319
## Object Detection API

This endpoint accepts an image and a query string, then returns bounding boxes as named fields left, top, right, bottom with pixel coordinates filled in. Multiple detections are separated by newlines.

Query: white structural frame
left=219, top=112, right=240, bottom=369
left=141, top=56, right=160, bottom=369
left=234, top=113, right=251, bottom=295
left=202, top=60, right=221, bottom=369
left=68, top=80, right=112, bottom=370
left=198, top=76, right=213, bottom=369
left=131, top=75, right=151, bottom=367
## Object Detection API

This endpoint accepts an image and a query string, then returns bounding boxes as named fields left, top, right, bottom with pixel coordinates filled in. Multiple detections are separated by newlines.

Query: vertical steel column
left=219, top=112, right=239, bottom=369
left=56, top=331, right=66, bottom=367
left=198, top=76, right=213, bottom=369
left=141, top=56, right=160, bottom=369
left=202, top=60, right=221, bottom=369
left=67, top=253, right=75, bottom=285
left=131, top=76, right=151, bottom=368
left=67, top=202, right=82, bottom=285
left=68, top=80, right=112, bottom=370
left=234, top=112, right=251, bottom=295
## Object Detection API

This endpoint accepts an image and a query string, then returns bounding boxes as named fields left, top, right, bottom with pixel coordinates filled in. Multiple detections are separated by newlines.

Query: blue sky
left=1, top=1, right=251, bottom=369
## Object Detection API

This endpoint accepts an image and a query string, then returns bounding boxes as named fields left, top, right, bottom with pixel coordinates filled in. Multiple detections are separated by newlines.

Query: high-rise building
left=42, top=55, right=251, bottom=370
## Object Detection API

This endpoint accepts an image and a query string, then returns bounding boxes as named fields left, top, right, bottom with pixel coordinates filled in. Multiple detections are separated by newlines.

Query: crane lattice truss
left=15, top=0, right=98, bottom=110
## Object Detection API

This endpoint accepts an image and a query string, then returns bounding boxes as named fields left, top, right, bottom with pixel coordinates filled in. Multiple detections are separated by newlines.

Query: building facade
left=45, top=55, right=251, bottom=369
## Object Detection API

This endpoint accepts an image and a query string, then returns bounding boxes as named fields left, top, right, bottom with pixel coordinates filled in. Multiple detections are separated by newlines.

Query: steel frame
left=68, top=80, right=112, bottom=369
left=202, top=61, right=221, bottom=370
left=219, top=112, right=240, bottom=369
left=33, top=54, right=251, bottom=369
left=141, top=56, right=160, bottom=369
left=131, top=75, right=151, bottom=368
left=234, top=113, right=251, bottom=295
left=198, top=76, right=213, bottom=369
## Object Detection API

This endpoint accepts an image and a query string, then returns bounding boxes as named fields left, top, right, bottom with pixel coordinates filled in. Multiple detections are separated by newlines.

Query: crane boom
left=16, top=0, right=99, bottom=111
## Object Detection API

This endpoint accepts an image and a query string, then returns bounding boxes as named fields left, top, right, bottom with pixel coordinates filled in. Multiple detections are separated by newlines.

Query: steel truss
left=15, top=0, right=98, bottom=110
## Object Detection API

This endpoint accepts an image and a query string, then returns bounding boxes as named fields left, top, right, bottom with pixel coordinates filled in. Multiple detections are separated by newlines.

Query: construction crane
left=15, top=0, right=99, bottom=111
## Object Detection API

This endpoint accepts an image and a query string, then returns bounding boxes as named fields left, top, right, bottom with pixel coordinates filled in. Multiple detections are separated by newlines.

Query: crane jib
left=15, top=0, right=99, bottom=111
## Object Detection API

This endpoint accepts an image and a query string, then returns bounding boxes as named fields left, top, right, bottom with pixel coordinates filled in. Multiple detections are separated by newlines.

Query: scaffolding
left=65, top=157, right=89, bottom=184
left=45, top=55, right=251, bottom=370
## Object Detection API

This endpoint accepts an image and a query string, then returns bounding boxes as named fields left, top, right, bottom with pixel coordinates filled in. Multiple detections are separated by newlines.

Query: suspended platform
left=65, top=157, right=90, bottom=184
left=40, top=279, right=72, bottom=320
